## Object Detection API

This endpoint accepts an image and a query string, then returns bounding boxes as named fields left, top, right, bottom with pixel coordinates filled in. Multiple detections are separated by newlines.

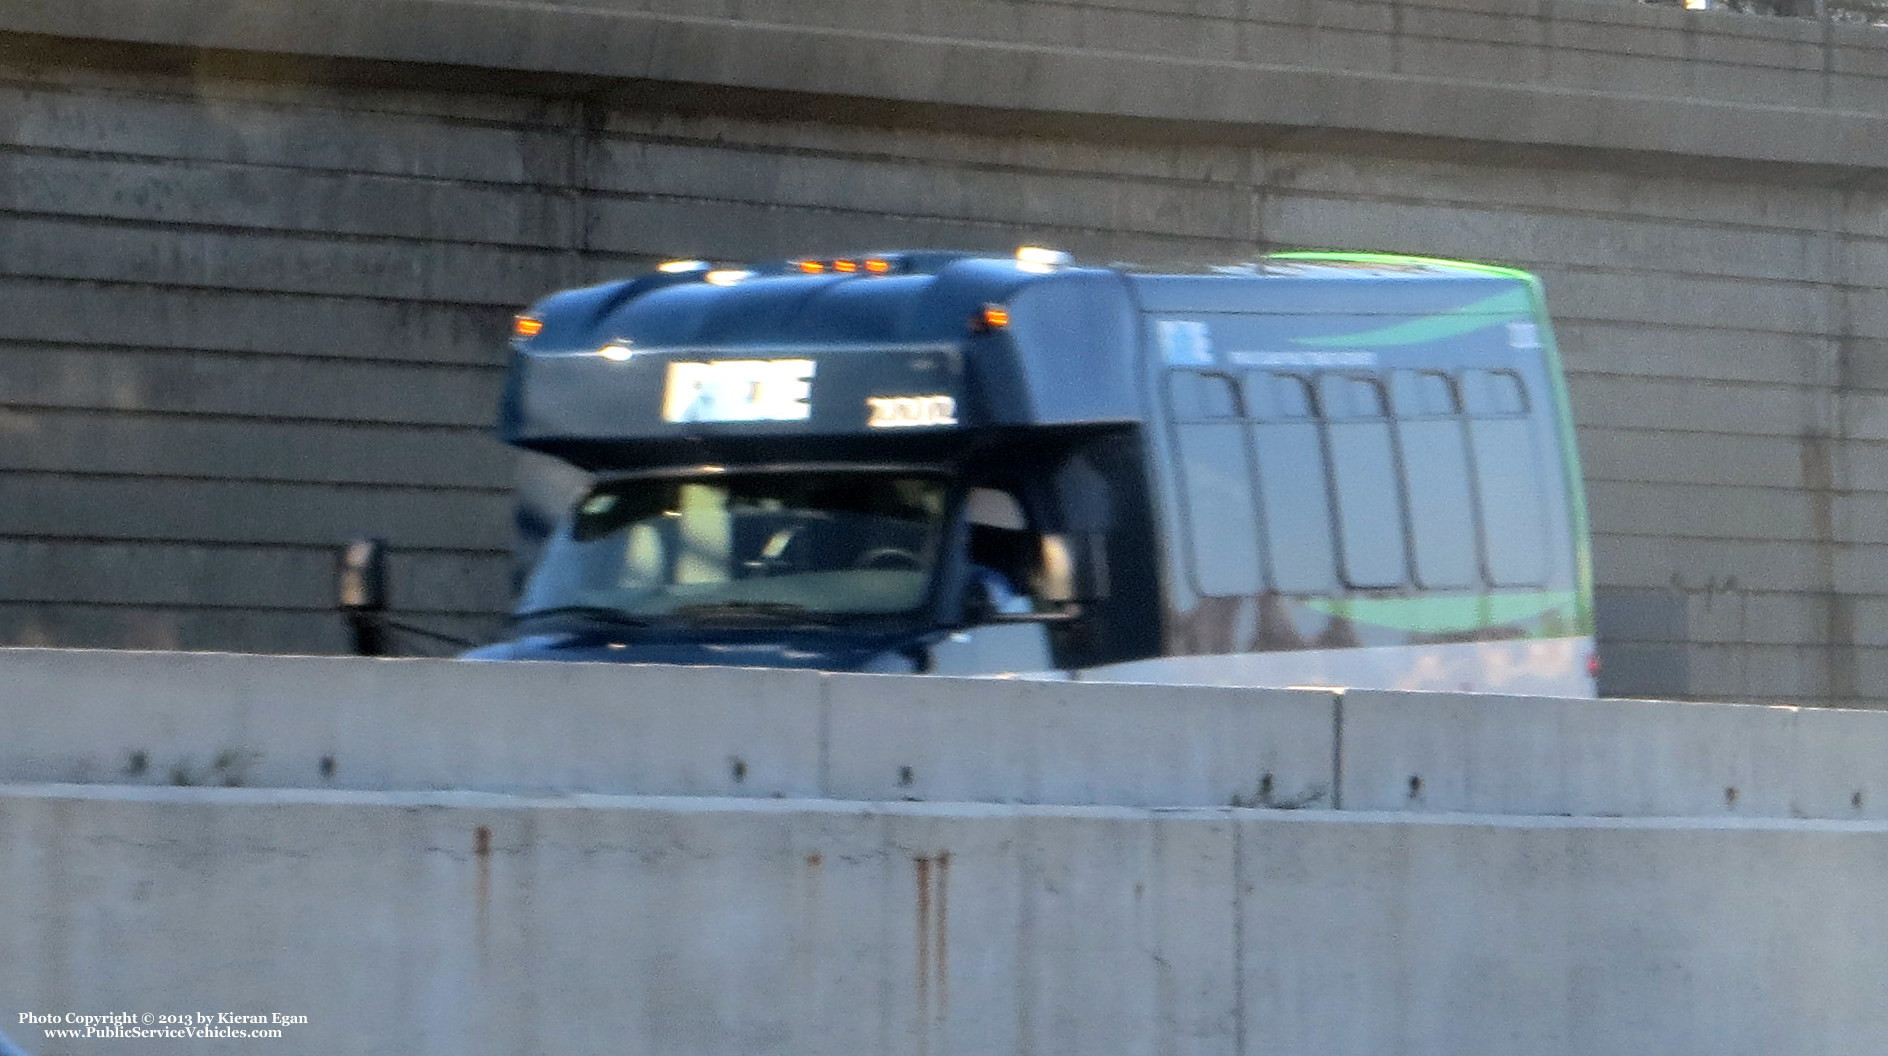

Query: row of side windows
left=1167, top=368, right=1552, bottom=596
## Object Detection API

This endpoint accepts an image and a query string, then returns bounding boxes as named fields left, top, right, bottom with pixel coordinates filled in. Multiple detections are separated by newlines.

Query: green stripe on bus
left=1289, top=289, right=1534, bottom=348
left=1304, top=591, right=1580, bottom=633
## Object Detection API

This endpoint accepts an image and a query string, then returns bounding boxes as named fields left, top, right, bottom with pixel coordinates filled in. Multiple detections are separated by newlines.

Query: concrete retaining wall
left=5, top=650, right=1888, bottom=1054
left=5, top=785, right=1887, bottom=1056
left=4, top=0, right=1888, bottom=706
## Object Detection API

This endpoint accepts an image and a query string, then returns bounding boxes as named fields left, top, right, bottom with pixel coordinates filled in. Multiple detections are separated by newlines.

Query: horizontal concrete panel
left=1239, top=20, right=1397, bottom=69
left=1543, top=269, right=1837, bottom=335
left=0, top=344, right=504, bottom=427
left=1, top=150, right=579, bottom=248
left=0, top=409, right=513, bottom=488
left=0, top=539, right=510, bottom=612
left=0, top=216, right=571, bottom=306
left=1593, top=533, right=1823, bottom=593
left=6, top=785, right=1888, bottom=1055
left=1595, top=639, right=1692, bottom=699
left=12, top=0, right=1888, bottom=169
left=1831, top=493, right=1888, bottom=545
left=1396, top=2, right=1550, bottom=47
left=1566, top=374, right=1831, bottom=436
left=1554, top=323, right=1837, bottom=388
left=1575, top=427, right=1813, bottom=490
left=1395, top=35, right=1549, bottom=83
left=586, top=137, right=1254, bottom=240
left=0, top=475, right=511, bottom=550
left=0, top=74, right=572, bottom=186
left=824, top=675, right=1336, bottom=808
left=908, top=0, right=1087, bottom=47
left=0, top=650, right=1340, bottom=809
left=0, top=651, right=827, bottom=797
left=1260, top=147, right=1848, bottom=234
left=1239, top=811, right=1888, bottom=1056
left=1599, top=585, right=1838, bottom=649
left=1675, top=642, right=1835, bottom=701
left=1586, top=479, right=1819, bottom=542
left=7, top=649, right=1888, bottom=818
left=581, top=194, right=1242, bottom=265
left=0, top=787, right=1245, bottom=1056
left=1077, top=6, right=1245, bottom=59
left=603, top=106, right=1258, bottom=186
left=1339, top=689, right=1887, bottom=818
left=0, top=276, right=512, bottom=366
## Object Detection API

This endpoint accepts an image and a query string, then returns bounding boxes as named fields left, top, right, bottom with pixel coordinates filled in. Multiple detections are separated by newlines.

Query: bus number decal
left=866, top=395, right=957, bottom=428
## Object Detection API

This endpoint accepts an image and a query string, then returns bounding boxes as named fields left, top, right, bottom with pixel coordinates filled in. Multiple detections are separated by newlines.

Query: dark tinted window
left=1392, top=370, right=1461, bottom=418
left=1313, top=376, right=1406, bottom=588
left=1319, top=373, right=1389, bottom=420
left=1398, top=418, right=1479, bottom=588
left=1462, top=369, right=1529, bottom=416
left=1247, top=372, right=1317, bottom=420
left=1168, top=371, right=1242, bottom=420
left=1174, top=422, right=1264, bottom=596
left=1471, top=419, right=1549, bottom=585
left=1251, top=420, right=1338, bottom=592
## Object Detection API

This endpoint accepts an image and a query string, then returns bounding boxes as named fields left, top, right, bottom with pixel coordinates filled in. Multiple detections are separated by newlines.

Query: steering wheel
left=853, top=547, right=923, bottom=571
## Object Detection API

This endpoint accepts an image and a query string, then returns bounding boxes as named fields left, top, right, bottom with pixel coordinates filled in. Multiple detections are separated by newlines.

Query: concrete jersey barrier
left=4, top=647, right=1887, bottom=820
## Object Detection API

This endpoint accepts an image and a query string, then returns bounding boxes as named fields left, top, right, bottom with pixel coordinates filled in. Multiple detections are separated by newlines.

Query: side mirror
left=336, top=538, right=389, bottom=656
left=1036, top=532, right=1109, bottom=604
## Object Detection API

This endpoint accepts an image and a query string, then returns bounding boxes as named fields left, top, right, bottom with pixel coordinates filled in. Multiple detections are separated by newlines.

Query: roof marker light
left=657, top=259, right=711, bottom=273
left=513, top=316, right=544, bottom=338
left=704, top=269, right=755, bottom=286
left=833, top=259, right=860, bottom=273
left=1016, top=246, right=1072, bottom=271
left=796, top=260, right=827, bottom=273
left=865, top=258, right=893, bottom=274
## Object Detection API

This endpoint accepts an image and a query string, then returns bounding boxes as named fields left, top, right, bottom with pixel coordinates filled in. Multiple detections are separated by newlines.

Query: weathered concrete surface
left=4, top=783, right=1887, bottom=1056
left=0, top=648, right=1336, bottom=809
left=1338, top=688, right=1888, bottom=819
left=6, top=0, right=1887, bottom=168
left=15, top=648, right=1888, bottom=822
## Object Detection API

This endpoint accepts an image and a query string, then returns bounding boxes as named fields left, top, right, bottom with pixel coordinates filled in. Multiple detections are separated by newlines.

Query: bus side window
left=1246, top=372, right=1336, bottom=593
left=1317, top=373, right=1408, bottom=590
left=1166, top=371, right=1263, bottom=597
left=1391, top=370, right=1479, bottom=590
left=1462, top=369, right=1549, bottom=586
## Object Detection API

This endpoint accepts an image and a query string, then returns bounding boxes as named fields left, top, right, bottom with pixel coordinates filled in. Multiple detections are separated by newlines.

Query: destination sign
left=662, top=359, right=815, bottom=423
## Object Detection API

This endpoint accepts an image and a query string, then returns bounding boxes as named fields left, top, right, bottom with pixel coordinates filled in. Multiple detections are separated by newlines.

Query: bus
left=445, top=248, right=1594, bottom=695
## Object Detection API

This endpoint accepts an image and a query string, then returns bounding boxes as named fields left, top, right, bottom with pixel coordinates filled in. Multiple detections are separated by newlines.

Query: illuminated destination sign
left=662, top=359, right=815, bottom=423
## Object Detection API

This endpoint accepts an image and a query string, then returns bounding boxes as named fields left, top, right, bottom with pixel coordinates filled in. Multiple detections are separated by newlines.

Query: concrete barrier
left=4, top=783, right=1887, bottom=1056
left=8, top=651, right=1888, bottom=1053
left=13, top=648, right=1888, bottom=820
left=0, top=649, right=1334, bottom=809
left=1337, top=689, right=1888, bottom=820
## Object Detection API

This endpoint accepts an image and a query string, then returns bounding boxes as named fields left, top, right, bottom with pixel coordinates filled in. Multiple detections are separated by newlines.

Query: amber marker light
left=864, top=258, right=893, bottom=274
left=833, top=259, right=860, bottom=273
left=796, top=260, right=827, bottom=273
left=974, top=304, right=1010, bottom=332
left=513, top=316, right=544, bottom=338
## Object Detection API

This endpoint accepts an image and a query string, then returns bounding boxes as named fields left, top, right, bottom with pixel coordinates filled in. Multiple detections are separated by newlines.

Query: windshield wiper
left=515, top=605, right=656, bottom=628
left=667, top=601, right=841, bottom=625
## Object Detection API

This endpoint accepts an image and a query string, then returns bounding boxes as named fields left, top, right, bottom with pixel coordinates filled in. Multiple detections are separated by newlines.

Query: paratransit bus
left=457, top=247, right=1596, bottom=695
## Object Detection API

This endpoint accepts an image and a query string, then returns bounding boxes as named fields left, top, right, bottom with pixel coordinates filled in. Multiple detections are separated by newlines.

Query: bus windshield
left=517, top=473, right=949, bottom=623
